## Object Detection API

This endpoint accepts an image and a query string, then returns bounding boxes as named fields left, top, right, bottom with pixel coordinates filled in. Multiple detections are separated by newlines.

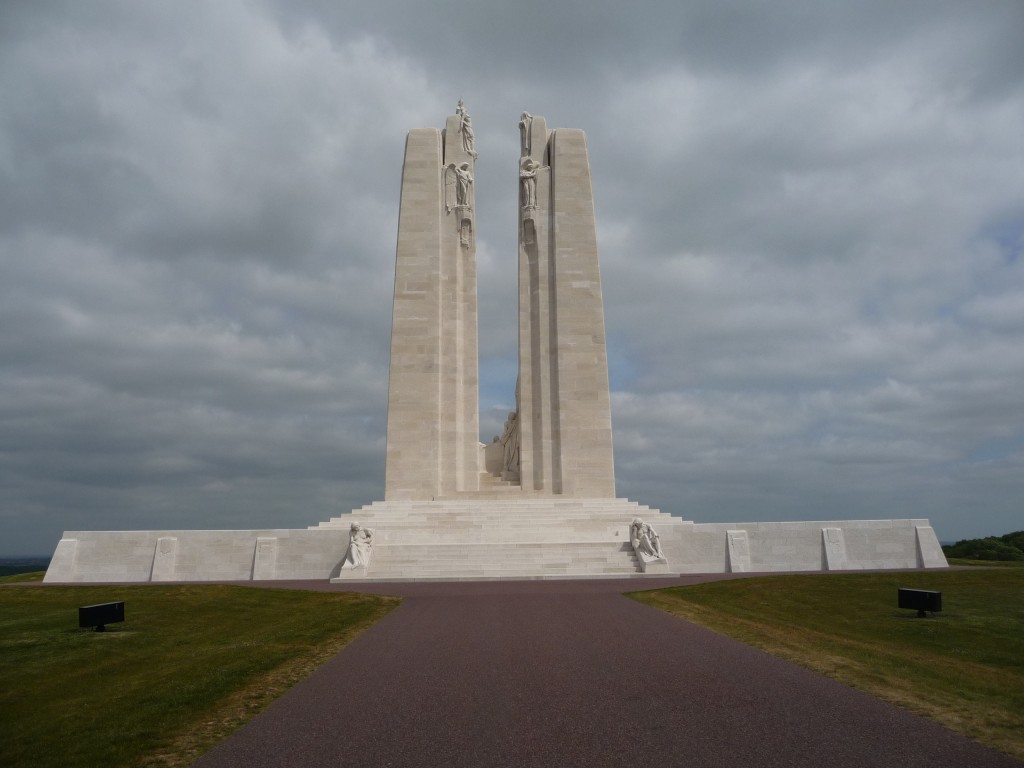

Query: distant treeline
left=942, top=531, right=1024, bottom=561
left=0, top=558, right=50, bottom=577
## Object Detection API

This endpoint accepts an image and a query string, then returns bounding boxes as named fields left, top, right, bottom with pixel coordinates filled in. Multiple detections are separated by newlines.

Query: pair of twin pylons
left=384, top=104, right=616, bottom=503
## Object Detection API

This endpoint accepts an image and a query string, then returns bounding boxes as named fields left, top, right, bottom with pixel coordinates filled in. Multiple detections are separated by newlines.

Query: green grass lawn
left=0, top=584, right=400, bottom=768
left=630, top=568, right=1024, bottom=760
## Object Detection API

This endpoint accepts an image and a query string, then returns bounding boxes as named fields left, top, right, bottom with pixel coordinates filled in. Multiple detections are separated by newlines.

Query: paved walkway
left=194, top=576, right=1021, bottom=767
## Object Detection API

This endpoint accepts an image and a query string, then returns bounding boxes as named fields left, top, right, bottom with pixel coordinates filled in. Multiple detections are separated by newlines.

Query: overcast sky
left=2, top=1, right=1023, bottom=555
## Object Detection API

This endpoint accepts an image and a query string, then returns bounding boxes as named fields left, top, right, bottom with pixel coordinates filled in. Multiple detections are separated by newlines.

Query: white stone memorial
left=45, top=104, right=948, bottom=582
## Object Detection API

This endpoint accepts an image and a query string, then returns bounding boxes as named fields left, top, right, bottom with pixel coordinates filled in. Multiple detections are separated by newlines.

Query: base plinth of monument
left=44, top=505, right=948, bottom=583
left=43, top=528, right=349, bottom=583
left=314, top=501, right=948, bottom=582
left=318, top=498, right=666, bottom=582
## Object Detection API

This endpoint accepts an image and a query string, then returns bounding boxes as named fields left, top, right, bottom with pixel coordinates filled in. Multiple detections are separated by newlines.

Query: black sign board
left=79, top=601, right=125, bottom=631
left=898, top=588, right=941, bottom=617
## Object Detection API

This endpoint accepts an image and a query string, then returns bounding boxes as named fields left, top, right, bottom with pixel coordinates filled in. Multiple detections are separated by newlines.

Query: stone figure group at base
left=630, top=518, right=665, bottom=564
left=340, top=522, right=374, bottom=570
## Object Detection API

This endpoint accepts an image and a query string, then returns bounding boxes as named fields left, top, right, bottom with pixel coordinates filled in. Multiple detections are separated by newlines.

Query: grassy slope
left=0, top=584, right=400, bottom=768
left=630, top=568, right=1024, bottom=760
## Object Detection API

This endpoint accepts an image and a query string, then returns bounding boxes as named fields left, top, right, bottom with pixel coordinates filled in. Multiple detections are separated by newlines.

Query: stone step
left=312, top=500, right=669, bottom=525
left=372, top=574, right=639, bottom=581
left=345, top=497, right=652, bottom=507
left=332, top=573, right=666, bottom=583
left=349, top=538, right=642, bottom=580
left=339, top=507, right=655, bottom=516
left=369, top=540, right=636, bottom=552
left=376, top=549, right=634, bottom=560
left=322, top=519, right=656, bottom=527
left=372, top=557, right=634, bottom=569
left=319, top=497, right=669, bottom=580
left=312, top=516, right=676, bottom=533
left=322, top=513, right=653, bottom=518
left=374, top=564, right=636, bottom=572
left=321, top=509, right=658, bottom=518
left=346, top=507, right=658, bottom=514
left=373, top=564, right=637, bottom=574
left=373, top=559, right=635, bottom=568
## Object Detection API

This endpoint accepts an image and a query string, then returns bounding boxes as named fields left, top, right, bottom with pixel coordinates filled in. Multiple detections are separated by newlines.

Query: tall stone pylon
left=384, top=102, right=480, bottom=499
left=513, top=114, right=616, bottom=497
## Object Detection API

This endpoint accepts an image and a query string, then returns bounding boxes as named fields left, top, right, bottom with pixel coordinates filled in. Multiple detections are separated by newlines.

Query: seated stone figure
left=340, top=522, right=374, bottom=570
left=630, top=517, right=665, bottom=563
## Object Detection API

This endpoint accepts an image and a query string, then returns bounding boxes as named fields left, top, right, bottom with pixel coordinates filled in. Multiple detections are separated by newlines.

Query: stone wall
left=44, top=516, right=946, bottom=583
left=44, top=529, right=348, bottom=583
left=658, top=519, right=947, bottom=574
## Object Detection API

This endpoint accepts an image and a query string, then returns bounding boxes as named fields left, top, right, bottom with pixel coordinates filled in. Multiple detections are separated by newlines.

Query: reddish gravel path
left=194, top=577, right=1021, bottom=768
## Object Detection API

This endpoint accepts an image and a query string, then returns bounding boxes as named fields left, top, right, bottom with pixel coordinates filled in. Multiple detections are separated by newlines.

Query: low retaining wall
left=43, top=528, right=348, bottom=583
left=43, top=517, right=947, bottom=583
left=658, top=518, right=947, bottom=573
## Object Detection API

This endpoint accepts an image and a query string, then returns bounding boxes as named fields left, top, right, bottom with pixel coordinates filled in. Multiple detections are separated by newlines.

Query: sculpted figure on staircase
left=630, top=518, right=665, bottom=563
left=340, top=522, right=374, bottom=570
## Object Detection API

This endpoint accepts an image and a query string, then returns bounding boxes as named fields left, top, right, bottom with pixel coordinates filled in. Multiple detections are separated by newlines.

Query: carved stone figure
left=340, top=522, right=374, bottom=569
left=454, top=162, right=473, bottom=206
left=520, top=158, right=541, bottom=209
left=630, top=518, right=665, bottom=563
left=519, top=111, right=533, bottom=157
left=444, top=162, right=474, bottom=213
left=457, top=100, right=477, bottom=158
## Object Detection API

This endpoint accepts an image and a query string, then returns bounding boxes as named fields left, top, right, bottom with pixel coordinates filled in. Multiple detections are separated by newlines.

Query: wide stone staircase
left=312, top=496, right=680, bottom=581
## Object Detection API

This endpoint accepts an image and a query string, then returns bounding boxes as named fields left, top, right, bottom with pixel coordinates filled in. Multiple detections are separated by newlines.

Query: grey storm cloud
left=1, top=1, right=1023, bottom=554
